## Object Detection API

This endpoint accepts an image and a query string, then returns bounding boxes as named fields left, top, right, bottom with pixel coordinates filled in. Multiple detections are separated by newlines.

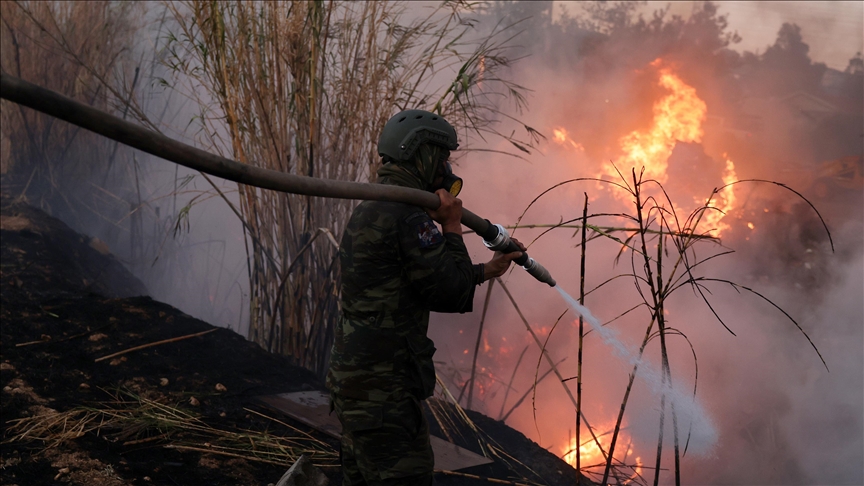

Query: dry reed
left=4, top=389, right=338, bottom=467
left=0, top=1, right=140, bottom=222
left=160, top=0, right=538, bottom=375
left=502, top=166, right=832, bottom=485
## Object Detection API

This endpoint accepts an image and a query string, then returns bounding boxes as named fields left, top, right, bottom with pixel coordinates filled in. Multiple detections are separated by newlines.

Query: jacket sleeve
left=398, top=210, right=480, bottom=313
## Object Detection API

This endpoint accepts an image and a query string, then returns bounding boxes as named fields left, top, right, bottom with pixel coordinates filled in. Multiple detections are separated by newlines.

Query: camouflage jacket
left=326, top=198, right=482, bottom=402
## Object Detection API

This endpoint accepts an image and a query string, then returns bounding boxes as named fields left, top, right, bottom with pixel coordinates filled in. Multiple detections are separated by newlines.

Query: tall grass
left=161, top=1, right=537, bottom=375
left=0, top=1, right=140, bottom=223
left=0, top=2, right=245, bottom=329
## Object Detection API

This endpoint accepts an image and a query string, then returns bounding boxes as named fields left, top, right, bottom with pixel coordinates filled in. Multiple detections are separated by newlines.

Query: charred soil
left=0, top=194, right=587, bottom=486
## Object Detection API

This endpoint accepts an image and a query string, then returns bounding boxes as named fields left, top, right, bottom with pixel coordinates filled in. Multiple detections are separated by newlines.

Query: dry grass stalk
left=433, top=470, right=532, bottom=486
left=161, top=1, right=538, bottom=375
left=4, top=390, right=338, bottom=467
left=0, top=1, right=140, bottom=220
left=510, top=168, right=831, bottom=485
left=93, top=328, right=218, bottom=363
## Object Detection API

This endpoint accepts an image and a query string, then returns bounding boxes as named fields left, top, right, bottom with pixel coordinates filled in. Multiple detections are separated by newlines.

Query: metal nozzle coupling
left=522, top=258, right=557, bottom=287
left=482, top=222, right=556, bottom=286
left=482, top=224, right=511, bottom=252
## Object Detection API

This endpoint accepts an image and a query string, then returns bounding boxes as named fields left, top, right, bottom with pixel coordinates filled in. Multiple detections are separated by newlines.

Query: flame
left=562, top=432, right=643, bottom=482
left=697, top=158, right=738, bottom=236
left=603, top=66, right=706, bottom=184
left=594, top=62, right=737, bottom=237
left=552, top=127, right=585, bottom=151
left=562, top=434, right=605, bottom=467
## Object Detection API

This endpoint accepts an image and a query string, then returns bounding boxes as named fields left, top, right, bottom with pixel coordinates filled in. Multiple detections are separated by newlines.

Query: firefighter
left=327, top=109, right=524, bottom=485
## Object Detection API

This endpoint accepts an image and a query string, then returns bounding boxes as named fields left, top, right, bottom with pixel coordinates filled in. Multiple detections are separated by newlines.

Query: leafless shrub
left=482, top=167, right=832, bottom=485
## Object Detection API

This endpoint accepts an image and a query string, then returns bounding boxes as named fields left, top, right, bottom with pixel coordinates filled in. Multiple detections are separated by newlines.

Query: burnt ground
left=0, top=194, right=590, bottom=486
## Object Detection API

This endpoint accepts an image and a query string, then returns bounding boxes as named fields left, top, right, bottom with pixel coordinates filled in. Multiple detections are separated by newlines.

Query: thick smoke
left=4, top=2, right=859, bottom=483
left=428, top=1, right=863, bottom=484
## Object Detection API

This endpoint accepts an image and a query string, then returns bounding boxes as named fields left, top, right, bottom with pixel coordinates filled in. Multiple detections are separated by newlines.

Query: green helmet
left=378, top=109, right=458, bottom=163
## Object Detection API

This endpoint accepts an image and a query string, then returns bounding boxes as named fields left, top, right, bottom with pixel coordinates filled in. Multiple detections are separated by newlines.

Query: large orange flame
left=553, top=61, right=738, bottom=236
left=605, top=63, right=737, bottom=236
left=605, top=65, right=707, bottom=184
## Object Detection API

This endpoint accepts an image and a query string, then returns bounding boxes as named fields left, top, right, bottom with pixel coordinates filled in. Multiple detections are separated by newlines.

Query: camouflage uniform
left=327, top=169, right=483, bottom=485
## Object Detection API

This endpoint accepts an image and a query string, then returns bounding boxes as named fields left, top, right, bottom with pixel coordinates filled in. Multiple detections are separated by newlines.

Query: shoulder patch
left=415, top=219, right=444, bottom=249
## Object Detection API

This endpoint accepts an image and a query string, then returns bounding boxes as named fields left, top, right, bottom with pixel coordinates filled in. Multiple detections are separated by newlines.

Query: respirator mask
left=439, top=161, right=463, bottom=197
left=434, top=149, right=463, bottom=197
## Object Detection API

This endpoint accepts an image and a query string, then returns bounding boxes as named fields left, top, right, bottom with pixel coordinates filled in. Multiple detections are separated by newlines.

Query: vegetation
left=0, top=1, right=141, bottom=226
left=159, top=0, right=539, bottom=374
left=5, top=389, right=338, bottom=468
left=2, top=2, right=857, bottom=484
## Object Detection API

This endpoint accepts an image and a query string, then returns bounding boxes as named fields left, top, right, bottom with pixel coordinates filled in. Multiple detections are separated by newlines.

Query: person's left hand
left=483, top=237, right=526, bottom=281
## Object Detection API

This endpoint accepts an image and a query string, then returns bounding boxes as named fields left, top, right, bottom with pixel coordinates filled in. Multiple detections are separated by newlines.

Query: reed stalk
left=575, top=193, right=588, bottom=481
left=497, top=345, right=529, bottom=420
left=513, top=165, right=831, bottom=485
left=495, top=278, right=608, bottom=462
left=0, top=1, right=139, bottom=222
left=161, top=1, right=537, bottom=375
left=466, top=278, right=496, bottom=409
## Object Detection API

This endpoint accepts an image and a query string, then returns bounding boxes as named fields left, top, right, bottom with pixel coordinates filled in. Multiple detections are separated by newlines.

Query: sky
left=554, top=1, right=864, bottom=70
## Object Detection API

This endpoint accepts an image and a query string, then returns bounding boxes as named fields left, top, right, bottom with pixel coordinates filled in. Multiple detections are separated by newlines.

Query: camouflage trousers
left=331, top=393, right=434, bottom=486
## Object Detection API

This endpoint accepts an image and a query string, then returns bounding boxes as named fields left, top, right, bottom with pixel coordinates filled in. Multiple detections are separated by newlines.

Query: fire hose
left=0, top=71, right=555, bottom=286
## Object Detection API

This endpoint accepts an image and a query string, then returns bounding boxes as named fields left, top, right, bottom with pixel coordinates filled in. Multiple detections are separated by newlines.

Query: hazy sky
left=555, top=1, right=864, bottom=70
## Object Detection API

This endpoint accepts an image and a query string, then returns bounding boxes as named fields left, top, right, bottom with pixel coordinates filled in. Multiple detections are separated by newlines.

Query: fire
left=603, top=65, right=706, bottom=184
left=562, top=432, right=643, bottom=482
left=562, top=434, right=605, bottom=467
left=552, top=127, right=585, bottom=151
left=698, top=157, right=738, bottom=236
left=593, top=61, right=738, bottom=237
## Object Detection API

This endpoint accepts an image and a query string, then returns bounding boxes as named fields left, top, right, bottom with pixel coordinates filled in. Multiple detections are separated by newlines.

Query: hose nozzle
left=521, top=257, right=557, bottom=287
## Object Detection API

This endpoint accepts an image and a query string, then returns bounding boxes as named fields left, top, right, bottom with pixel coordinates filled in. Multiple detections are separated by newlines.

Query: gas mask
left=438, top=160, right=463, bottom=196
left=432, top=148, right=462, bottom=196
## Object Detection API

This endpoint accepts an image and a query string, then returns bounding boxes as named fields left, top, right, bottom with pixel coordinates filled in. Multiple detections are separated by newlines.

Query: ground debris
left=1, top=193, right=587, bottom=486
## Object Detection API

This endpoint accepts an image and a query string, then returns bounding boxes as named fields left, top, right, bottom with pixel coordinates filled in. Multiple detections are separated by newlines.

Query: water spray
left=0, top=71, right=556, bottom=286
left=554, top=285, right=718, bottom=454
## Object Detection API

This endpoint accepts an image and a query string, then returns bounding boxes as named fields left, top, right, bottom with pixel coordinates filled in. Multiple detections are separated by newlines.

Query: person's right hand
left=483, top=237, right=526, bottom=280
left=426, top=189, right=463, bottom=235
